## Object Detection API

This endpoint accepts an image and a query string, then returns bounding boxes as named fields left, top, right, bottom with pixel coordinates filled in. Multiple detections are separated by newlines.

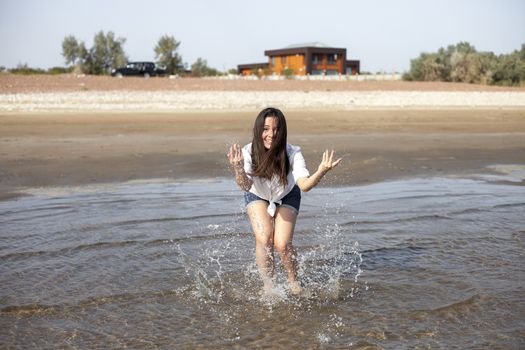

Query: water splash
left=175, top=222, right=364, bottom=302
left=173, top=205, right=366, bottom=346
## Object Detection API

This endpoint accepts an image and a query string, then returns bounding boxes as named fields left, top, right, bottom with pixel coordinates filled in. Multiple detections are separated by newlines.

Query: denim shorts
left=244, top=185, right=301, bottom=214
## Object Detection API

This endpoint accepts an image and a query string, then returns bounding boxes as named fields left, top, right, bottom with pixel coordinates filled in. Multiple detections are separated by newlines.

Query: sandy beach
left=1, top=75, right=524, bottom=198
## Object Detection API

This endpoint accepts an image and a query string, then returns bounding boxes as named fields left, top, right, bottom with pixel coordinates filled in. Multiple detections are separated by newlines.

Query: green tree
left=61, top=35, right=89, bottom=73
left=406, top=53, right=446, bottom=81
left=191, top=57, right=220, bottom=77
left=447, top=42, right=480, bottom=83
left=449, top=51, right=476, bottom=83
left=154, top=35, right=183, bottom=74
left=405, top=42, right=496, bottom=84
left=87, top=31, right=127, bottom=75
left=492, top=44, right=525, bottom=86
left=62, top=35, right=80, bottom=65
left=476, top=51, right=498, bottom=85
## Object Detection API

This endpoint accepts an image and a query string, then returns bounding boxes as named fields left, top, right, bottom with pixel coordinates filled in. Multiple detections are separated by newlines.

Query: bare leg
left=273, top=207, right=301, bottom=295
left=247, top=202, right=275, bottom=292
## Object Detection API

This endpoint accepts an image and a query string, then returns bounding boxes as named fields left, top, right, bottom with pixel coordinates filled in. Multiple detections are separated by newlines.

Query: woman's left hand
left=318, top=149, right=342, bottom=174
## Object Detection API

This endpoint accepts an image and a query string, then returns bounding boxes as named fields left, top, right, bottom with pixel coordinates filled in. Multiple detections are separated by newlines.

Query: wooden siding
left=239, top=68, right=253, bottom=76
left=269, top=54, right=306, bottom=75
left=237, top=63, right=269, bottom=76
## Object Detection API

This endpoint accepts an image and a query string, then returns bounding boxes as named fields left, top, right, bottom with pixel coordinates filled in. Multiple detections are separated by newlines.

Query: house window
left=312, top=54, right=321, bottom=64
left=280, top=56, right=286, bottom=65
left=327, top=54, right=336, bottom=64
left=271, top=57, right=276, bottom=66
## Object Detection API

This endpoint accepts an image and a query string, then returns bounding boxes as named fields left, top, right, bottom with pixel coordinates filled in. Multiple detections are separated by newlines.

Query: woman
left=227, top=107, right=341, bottom=295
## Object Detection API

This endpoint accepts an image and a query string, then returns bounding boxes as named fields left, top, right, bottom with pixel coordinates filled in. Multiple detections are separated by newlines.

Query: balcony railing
left=204, top=73, right=403, bottom=81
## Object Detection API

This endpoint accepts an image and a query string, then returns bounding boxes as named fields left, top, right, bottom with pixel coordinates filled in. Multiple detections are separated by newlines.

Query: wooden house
left=238, top=42, right=360, bottom=76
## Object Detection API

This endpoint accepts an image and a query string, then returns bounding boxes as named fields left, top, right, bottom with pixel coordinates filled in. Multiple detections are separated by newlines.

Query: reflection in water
left=1, top=176, right=524, bottom=348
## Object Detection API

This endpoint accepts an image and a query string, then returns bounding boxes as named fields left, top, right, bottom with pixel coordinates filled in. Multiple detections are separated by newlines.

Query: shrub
left=404, top=42, right=524, bottom=86
left=48, top=66, right=74, bottom=75
left=191, top=58, right=221, bottom=77
left=9, top=64, right=46, bottom=75
left=282, top=68, right=294, bottom=79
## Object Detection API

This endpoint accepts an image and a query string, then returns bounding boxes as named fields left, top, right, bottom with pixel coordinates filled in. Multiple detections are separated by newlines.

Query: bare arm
left=296, top=150, right=342, bottom=192
left=227, top=143, right=253, bottom=192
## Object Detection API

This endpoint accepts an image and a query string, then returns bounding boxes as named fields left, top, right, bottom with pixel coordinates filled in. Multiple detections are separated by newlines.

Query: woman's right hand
left=228, top=143, right=244, bottom=170
left=228, top=143, right=253, bottom=191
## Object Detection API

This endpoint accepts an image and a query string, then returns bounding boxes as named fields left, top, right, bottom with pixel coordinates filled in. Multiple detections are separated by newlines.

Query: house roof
left=237, top=63, right=269, bottom=70
left=283, top=42, right=330, bottom=49
left=264, top=43, right=346, bottom=57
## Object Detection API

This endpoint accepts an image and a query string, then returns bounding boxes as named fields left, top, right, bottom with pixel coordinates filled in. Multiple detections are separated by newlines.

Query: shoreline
left=1, top=109, right=524, bottom=199
left=4, top=169, right=523, bottom=203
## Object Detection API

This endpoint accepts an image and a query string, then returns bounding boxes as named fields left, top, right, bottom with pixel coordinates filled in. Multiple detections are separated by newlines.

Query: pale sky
left=0, top=0, right=524, bottom=73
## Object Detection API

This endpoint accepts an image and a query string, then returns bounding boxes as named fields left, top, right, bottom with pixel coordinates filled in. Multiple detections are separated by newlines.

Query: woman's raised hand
left=296, top=149, right=342, bottom=192
left=228, top=143, right=253, bottom=191
left=318, top=149, right=342, bottom=174
left=228, top=143, right=244, bottom=169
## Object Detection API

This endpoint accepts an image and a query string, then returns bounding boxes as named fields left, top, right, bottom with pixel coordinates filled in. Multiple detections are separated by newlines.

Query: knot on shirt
left=267, top=200, right=282, bottom=217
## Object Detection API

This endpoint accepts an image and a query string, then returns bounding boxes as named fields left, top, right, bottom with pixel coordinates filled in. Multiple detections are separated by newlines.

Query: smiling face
left=262, top=116, right=278, bottom=150
left=251, top=107, right=290, bottom=184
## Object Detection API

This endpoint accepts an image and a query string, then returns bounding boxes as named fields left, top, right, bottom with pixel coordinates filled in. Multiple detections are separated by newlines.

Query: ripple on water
left=1, top=176, right=524, bottom=348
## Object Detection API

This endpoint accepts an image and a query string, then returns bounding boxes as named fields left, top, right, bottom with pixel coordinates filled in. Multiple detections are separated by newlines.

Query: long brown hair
left=250, top=107, right=290, bottom=186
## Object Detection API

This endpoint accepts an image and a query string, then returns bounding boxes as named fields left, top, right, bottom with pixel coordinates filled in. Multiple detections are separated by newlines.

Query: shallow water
left=1, top=175, right=524, bottom=349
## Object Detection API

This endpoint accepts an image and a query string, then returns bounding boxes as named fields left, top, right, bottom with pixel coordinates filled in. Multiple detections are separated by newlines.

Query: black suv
left=111, top=62, right=166, bottom=77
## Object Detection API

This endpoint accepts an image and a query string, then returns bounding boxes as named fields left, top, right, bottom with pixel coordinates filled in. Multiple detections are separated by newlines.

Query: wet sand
left=1, top=109, right=524, bottom=199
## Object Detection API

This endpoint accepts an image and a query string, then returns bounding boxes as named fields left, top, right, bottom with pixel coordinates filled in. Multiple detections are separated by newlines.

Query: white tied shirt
left=242, top=143, right=310, bottom=217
